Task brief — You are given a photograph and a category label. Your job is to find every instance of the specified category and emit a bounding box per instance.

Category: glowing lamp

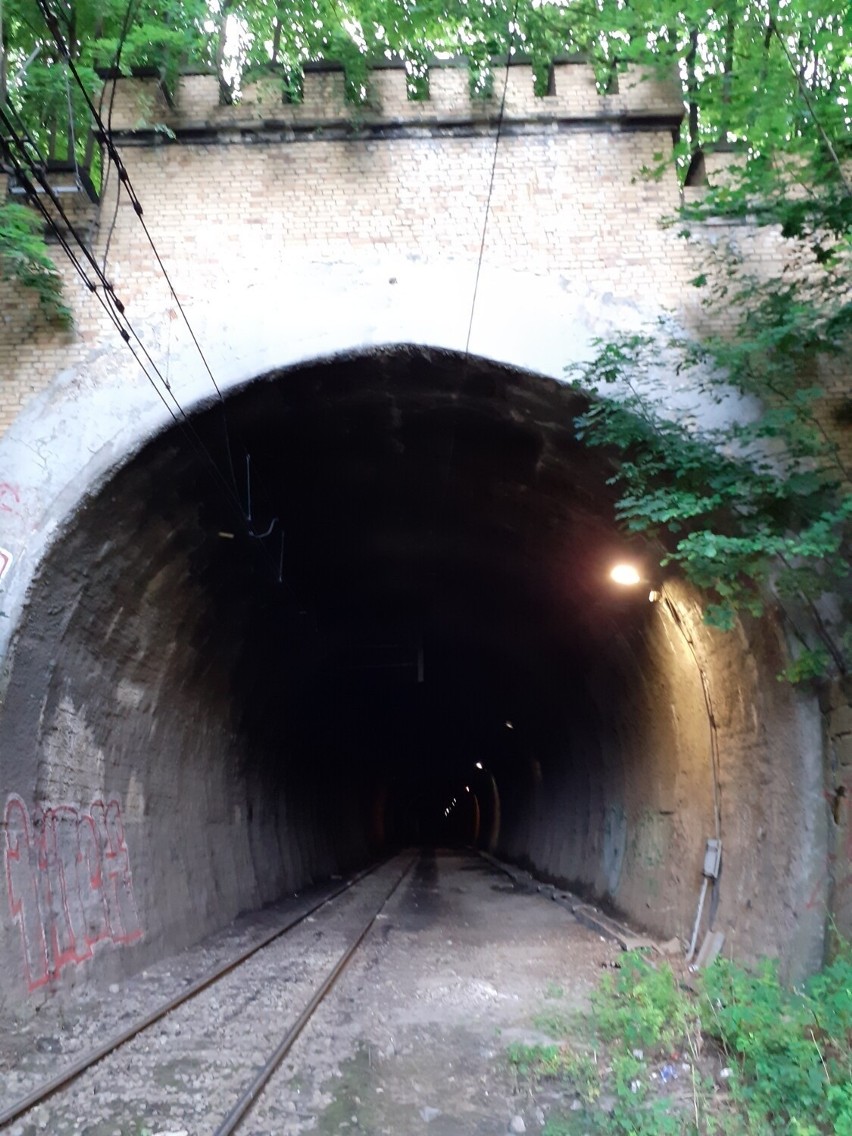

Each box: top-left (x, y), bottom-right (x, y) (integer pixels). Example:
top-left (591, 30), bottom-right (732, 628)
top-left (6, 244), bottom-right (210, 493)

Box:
top-left (610, 564), bottom-right (642, 586)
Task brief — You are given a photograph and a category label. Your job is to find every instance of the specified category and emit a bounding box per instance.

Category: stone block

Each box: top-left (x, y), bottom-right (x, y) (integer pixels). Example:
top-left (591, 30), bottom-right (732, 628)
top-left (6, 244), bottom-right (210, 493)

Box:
top-left (834, 732), bottom-right (852, 769)
top-left (177, 74), bottom-right (220, 121)
top-left (501, 64), bottom-right (537, 117)
top-left (429, 66), bottom-right (471, 115)
top-left (240, 76), bottom-right (286, 115)
top-left (612, 65), bottom-right (683, 116)
top-left (104, 77), bottom-right (172, 132)
top-left (551, 62), bottom-right (599, 115)
top-left (830, 702), bottom-right (852, 739)
top-left (370, 69), bottom-right (414, 118)
top-left (300, 69), bottom-right (348, 118)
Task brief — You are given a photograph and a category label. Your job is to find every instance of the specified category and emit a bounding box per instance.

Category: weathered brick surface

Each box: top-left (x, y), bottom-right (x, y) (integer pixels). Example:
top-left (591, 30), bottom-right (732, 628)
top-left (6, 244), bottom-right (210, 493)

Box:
top-left (0, 61), bottom-right (847, 463)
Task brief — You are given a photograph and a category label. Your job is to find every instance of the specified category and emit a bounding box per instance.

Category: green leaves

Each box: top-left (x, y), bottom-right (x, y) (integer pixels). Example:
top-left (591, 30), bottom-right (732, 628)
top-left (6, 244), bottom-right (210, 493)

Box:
top-left (566, 35), bottom-right (850, 682)
top-left (529, 944), bottom-right (852, 1135)
top-left (568, 307), bottom-right (850, 680)
top-left (0, 201), bottom-right (72, 327)
top-left (2, 0), bottom-right (849, 317)
top-left (700, 946), bottom-right (852, 1134)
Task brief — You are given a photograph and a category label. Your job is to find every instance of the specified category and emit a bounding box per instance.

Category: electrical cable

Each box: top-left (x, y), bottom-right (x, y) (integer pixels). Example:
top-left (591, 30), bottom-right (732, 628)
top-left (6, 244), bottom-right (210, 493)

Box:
top-left (1, 124), bottom-right (205, 448)
top-left (1, 105), bottom-right (116, 291)
top-left (0, 116), bottom-right (101, 291)
top-left (37, 0), bottom-right (227, 410)
top-left (34, 0), bottom-right (243, 503)
top-left (418, 11), bottom-right (521, 661)
top-left (63, 60), bottom-right (78, 182)
top-left (464, 3), bottom-right (520, 356)
top-left (0, 112), bottom-right (283, 577)
top-left (661, 593), bottom-right (723, 844)
top-left (30, 0), bottom-right (295, 576)
top-left (98, 0), bottom-right (141, 275)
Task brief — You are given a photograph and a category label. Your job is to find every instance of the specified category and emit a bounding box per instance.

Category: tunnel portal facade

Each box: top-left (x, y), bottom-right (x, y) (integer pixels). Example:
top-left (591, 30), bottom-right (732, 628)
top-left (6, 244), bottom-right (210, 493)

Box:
top-left (0, 62), bottom-right (845, 1008)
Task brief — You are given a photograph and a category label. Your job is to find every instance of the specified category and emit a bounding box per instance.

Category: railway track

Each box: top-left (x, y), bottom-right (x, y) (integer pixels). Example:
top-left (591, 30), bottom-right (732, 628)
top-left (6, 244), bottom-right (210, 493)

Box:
top-left (0, 852), bottom-right (415, 1133)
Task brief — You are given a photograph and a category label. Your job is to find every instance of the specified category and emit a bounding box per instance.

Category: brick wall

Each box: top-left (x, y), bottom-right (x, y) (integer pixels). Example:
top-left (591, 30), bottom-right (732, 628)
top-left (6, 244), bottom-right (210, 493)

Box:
top-left (0, 60), bottom-right (848, 465)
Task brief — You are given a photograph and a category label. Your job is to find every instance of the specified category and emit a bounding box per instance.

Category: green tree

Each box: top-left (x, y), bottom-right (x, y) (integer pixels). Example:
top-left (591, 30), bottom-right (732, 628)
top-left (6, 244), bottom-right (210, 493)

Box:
top-left (560, 3), bottom-right (850, 680)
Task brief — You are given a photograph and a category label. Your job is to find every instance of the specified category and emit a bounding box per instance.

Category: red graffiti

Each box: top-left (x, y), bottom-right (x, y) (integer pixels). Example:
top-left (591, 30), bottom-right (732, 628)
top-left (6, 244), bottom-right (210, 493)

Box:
top-left (4, 795), bottom-right (142, 992)
top-left (0, 483), bottom-right (21, 517)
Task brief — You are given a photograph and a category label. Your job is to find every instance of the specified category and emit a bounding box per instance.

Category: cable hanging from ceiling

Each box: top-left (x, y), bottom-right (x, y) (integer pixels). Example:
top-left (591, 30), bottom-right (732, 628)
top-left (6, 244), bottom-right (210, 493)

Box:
top-left (8, 0), bottom-right (292, 587)
top-left (0, 109), bottom-right (251, 524)
top-left (0, 91), bottom-right (286, 587)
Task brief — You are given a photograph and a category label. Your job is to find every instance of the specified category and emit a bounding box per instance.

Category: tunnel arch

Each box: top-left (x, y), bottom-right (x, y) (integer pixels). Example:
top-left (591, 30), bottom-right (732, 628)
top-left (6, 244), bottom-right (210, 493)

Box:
top-left (0, 259), bottom-right (752, 675)
top-left (0, 345), bottom-right (828, 1009)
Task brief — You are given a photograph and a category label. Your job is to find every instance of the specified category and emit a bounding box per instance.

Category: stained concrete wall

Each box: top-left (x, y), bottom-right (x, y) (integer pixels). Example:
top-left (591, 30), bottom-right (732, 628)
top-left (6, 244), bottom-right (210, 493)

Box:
top-left (0, 348), bottom-right (835, 1011)
top-left (0, 442), bottom-right (372, 1004)
top-left (495, 581), bottom-right (828, 973)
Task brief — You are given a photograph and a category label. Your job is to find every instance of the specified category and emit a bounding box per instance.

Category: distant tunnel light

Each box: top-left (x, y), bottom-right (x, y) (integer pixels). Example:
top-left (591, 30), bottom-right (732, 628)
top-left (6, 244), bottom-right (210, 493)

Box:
top-left (610, 563), bottom-right (642, 586)
top-left (475, 762), bottom-right (483, 770)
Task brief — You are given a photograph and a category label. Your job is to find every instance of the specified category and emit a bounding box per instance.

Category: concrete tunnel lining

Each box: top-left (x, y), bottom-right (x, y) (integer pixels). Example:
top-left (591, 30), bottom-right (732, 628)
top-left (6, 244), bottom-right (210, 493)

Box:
top-left (0, 346), bottom-right (828, 1007)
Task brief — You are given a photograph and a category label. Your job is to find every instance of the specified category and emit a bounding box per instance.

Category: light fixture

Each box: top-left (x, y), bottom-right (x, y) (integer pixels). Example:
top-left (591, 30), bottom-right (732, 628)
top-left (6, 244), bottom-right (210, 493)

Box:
top-left (611, 563), bottom-right (660, 602)
top-left (465, 785), bottom-right (470, 792)
top-left (505, 720), bottom-right (514, 730)
top-left (475, 761), bottom-right (483, 770)
top-left (610, 563), bottom-right (642, 586)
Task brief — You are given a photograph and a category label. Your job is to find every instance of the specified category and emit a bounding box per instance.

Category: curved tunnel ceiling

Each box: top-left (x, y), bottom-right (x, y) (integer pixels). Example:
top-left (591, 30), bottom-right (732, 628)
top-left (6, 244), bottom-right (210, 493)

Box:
top-left (184, 348), bottom-right (655, 791)
top-left (17, 346), bottom-right (658, 833)
top-left (1, 344), bottom-right (827, 992)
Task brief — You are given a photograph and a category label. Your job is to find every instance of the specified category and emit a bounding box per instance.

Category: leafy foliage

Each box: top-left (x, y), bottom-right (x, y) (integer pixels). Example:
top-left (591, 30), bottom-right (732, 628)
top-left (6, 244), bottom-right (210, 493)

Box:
top-left (701, 945), bottom-right (852, 1135)
top-left (592, 949), bottom-right (693, 1051)
top-left (506, 1041), bottom-right (586, 1085)
top-left (1, 1), bottom-right (848, 166)
top-left (0, 1), bottom-right (848, 510)
top-left (0, 199), bottom-right (71, 324)
top-left (567, 236), bottom-right (851, 680)
top-left (518, 947), bottom-right (852, 1136)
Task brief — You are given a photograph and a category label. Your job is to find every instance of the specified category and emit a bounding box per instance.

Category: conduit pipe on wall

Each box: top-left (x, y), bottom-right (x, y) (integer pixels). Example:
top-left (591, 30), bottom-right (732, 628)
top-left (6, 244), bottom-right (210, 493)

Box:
top-left (657, 591), bottom-right (723, 843)
top-left (655, 587), bottom-right (724, 957)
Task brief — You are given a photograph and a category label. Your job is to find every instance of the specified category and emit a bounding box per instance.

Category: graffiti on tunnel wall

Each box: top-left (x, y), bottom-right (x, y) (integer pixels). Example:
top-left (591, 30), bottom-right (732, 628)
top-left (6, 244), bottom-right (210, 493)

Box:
top-left (4, 794), bottom-right (143, 991)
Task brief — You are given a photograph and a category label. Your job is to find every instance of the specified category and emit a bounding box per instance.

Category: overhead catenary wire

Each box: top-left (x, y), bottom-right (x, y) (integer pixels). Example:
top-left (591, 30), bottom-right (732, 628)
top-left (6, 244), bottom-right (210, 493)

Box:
top-left (98, 0), bottom-right (142, 275)
top-left (0, 108), bottom-right (282, 576)
top-left (18, 0), bottom-right (292, 583)
top-left (1, 7), bottom-right (263, 540)
top-left (33, 0), bottom-right (242, 497)
top-left (55, 0), bottom-right (290, 549)
top-left (0, 125), bottom-right (227, 499)
top-left (464, 5), bottom-right (520, 357)
top-left (422, 8), bottom-right (521, 648)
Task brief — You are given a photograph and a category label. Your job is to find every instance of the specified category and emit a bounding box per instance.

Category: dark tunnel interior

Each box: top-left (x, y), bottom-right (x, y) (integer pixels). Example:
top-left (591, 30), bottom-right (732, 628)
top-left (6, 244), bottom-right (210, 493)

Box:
top-left (186, 348), bottom-right (654, 848)
top-left (9, 343), bottom-right (816, 982)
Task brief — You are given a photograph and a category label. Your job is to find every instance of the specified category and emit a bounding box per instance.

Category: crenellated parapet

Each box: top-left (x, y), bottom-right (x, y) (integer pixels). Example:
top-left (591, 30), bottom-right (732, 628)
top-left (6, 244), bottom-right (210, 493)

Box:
top-left (105, 60), bottom-right (683, 139)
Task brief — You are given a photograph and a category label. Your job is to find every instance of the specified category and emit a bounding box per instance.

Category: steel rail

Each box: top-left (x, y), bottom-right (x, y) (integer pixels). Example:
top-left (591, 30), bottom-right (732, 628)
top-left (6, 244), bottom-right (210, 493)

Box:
top-left (0, 858), bottom-right (390, 1129)
top-left (212, 854), bottom-right (416, 1136)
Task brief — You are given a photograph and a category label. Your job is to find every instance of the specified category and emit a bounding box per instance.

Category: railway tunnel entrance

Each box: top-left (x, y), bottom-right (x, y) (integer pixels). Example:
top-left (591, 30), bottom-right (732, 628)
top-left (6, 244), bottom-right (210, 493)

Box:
top-left (0, 346), bottom-right (828, 1005)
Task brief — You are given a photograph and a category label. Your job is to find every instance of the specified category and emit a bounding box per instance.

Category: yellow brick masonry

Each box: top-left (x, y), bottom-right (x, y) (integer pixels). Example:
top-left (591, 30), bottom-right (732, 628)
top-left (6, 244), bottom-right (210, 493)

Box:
top-left (0, 60), bottom-right (848, 465)
top-left (105, 62), bottom-right (681, 132)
